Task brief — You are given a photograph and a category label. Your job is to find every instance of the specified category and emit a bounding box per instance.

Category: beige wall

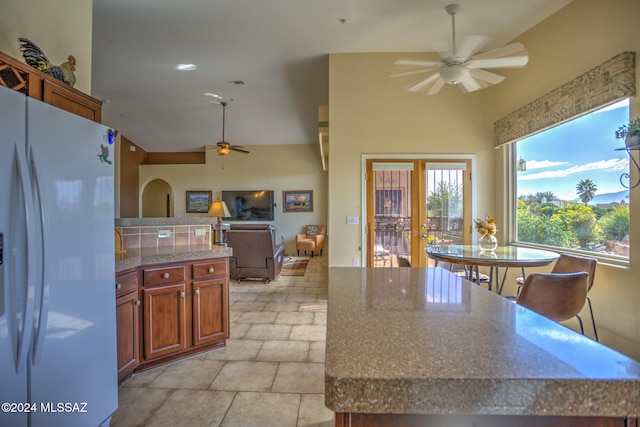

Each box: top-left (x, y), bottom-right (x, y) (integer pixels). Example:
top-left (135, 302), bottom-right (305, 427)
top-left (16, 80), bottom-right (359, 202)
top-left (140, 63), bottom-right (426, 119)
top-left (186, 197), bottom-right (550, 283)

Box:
top-left (328, 52), bottom-right (495, 267)
top-left (139, 144), bottom-right (328, 255)
top-left (0, 0), bottom-right (93, 94)
top-left (489, 0), bottom-right (640, 360)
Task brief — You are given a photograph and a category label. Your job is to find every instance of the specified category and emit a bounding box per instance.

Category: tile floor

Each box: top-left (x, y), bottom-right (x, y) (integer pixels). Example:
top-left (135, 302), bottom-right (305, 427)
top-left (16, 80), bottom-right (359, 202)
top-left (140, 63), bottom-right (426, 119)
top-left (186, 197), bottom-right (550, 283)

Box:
top-left (111, 256), bottom-right (333, 427)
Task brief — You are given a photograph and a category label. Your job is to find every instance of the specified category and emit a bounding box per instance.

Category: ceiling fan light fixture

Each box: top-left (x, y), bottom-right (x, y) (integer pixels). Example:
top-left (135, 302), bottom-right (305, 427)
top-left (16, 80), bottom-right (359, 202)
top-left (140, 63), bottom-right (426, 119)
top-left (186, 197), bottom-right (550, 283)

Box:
top-left (440, 64), bottom-right (469, 85)
top-left (218, 145), bottom-right (230, 155)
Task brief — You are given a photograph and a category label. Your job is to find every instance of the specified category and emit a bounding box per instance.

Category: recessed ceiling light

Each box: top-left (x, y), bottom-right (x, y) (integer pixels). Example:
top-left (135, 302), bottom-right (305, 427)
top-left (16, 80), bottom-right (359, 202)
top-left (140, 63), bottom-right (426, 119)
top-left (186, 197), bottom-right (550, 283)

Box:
top-left (204, 92), bottom-right (223, 99)
top-left (176, 64), bottom-right (197, 71)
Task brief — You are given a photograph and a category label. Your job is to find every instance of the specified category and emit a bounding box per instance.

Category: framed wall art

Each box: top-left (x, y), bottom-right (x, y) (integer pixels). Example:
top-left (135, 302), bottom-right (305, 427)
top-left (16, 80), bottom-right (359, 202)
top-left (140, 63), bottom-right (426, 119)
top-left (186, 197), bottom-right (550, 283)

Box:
top-left (283, 190), bottom-right (313, 213)
top-left (186, 190), bottom-right (212, 213)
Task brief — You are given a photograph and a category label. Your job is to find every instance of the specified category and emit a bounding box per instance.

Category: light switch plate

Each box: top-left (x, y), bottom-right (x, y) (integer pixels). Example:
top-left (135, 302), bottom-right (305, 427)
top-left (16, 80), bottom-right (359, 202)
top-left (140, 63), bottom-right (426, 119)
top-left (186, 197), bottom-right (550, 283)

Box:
top-left (346, 216), bottom-right (359, 225)
top-left (158, 230), bottom-right (171, 238)
top-left (195, 228), bottom-right (206, 237)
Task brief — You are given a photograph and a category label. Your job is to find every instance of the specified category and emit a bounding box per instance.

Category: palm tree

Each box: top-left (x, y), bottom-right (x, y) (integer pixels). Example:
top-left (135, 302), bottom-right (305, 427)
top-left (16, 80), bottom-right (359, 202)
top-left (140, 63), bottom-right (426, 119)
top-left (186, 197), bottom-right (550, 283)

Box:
top-left (576, 179), bottom-right (598, 204)
top-left (535, 191), bottom-right (557, 203)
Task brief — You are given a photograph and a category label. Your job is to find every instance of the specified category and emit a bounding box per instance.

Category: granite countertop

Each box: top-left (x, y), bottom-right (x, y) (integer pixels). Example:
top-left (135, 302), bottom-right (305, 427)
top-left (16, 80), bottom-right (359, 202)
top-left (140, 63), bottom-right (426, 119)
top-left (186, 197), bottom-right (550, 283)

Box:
top-left (325, 267), bottom-right (640, 417)
top-left (116, 244), bottom-right (232, 272)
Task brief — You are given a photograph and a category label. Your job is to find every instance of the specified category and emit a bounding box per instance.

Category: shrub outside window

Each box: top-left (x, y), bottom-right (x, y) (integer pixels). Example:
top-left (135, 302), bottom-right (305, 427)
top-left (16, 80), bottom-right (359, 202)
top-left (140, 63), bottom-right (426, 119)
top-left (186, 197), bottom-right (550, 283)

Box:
top-left (515, 99), bottom-right (630, 258)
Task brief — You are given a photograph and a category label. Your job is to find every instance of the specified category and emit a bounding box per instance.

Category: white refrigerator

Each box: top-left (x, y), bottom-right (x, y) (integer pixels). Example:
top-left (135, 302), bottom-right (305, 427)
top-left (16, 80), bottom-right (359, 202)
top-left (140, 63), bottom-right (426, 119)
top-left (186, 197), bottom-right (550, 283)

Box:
top-left (0, 85), bottom-right (118, 426)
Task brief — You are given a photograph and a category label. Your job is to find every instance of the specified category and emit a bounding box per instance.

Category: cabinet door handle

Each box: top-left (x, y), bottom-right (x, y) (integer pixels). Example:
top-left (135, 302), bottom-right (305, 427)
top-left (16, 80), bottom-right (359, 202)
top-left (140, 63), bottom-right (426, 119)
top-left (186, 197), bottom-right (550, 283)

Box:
top-left (194, 288), bottom-right (200, 296)
top-left (135, 300), bottom-right (141, 306)
top-left (162, 273), bottom-right (170, 279)
top-left (208, 267), bottom-right (215, 273)
top-left (179, 291), bottom-right (186, 298)
top-left (116, 283), bottom-right (122, 290)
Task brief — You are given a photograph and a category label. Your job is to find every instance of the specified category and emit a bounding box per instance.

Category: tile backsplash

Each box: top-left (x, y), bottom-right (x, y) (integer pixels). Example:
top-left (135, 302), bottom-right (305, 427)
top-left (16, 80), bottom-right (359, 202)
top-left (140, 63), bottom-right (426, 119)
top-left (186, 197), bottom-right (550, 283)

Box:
top-left (117, 225), bottom-right (211, 249)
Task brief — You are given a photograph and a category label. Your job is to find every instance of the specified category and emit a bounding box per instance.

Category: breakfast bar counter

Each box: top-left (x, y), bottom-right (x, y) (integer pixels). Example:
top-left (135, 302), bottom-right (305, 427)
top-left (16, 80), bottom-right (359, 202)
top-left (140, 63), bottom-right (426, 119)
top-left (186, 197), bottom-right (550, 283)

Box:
top-left (325, 267), bottom-right (640, 426)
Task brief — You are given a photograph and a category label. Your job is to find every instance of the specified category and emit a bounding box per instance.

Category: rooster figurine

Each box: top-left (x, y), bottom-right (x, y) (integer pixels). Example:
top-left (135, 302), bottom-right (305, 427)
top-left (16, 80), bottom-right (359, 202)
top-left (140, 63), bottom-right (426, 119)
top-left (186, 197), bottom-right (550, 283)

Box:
top-left (18, 37), bottom-right (76, 87)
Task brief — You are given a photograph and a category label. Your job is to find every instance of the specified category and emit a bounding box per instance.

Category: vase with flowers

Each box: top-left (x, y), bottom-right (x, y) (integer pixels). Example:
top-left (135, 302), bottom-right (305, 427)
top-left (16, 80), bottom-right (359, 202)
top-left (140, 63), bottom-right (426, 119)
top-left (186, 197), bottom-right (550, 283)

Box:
top-left (475, 215), bottom-right (498, 252)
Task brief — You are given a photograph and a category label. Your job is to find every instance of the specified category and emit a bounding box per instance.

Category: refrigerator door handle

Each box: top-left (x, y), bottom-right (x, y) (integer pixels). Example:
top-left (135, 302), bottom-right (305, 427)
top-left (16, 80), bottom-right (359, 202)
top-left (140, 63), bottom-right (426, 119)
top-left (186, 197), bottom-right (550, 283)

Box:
top-left (29, 147), bottom-right (48, 365)
top-left (13, 144), bottom-right (37, 373)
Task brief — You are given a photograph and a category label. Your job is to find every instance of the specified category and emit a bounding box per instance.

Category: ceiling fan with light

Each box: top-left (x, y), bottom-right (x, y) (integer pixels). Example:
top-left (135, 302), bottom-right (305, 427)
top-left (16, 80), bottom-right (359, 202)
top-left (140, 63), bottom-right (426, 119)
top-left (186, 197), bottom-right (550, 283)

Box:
top-left (391, 3), bottom-right (529, 95)
top-left (216, 102), bottom-right (249, 156)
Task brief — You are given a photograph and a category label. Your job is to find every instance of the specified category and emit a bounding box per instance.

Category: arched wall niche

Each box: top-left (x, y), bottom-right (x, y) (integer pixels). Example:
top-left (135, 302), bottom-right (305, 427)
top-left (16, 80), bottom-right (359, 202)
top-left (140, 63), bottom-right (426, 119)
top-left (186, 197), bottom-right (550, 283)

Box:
top-left (141, 178), bottom-right (174, 218)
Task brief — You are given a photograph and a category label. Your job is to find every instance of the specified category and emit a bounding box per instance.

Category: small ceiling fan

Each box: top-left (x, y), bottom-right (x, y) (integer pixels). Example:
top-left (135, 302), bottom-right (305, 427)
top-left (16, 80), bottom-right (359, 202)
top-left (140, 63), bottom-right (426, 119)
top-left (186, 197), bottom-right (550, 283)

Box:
top-left (216, 102), bottom-right (249, 156)
top-left (391, 3), bottom-right (529, 95)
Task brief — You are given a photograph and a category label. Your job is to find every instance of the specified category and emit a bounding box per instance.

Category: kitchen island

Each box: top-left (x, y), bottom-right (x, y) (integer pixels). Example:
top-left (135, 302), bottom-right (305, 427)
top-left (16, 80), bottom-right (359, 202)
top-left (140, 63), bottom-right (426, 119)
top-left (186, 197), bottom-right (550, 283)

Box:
top-left (325, 267), bottom-right (640, 427)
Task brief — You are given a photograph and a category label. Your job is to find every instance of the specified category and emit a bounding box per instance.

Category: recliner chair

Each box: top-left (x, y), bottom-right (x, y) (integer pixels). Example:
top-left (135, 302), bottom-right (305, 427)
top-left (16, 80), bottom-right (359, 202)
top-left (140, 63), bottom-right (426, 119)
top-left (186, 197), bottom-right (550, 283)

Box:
top-left (226, 224), bottom-right (285, 282)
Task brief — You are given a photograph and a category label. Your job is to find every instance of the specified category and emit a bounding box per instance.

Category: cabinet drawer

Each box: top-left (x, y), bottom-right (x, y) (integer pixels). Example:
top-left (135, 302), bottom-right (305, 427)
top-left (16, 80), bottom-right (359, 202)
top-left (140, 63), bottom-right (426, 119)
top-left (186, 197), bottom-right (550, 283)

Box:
top-left (116, 270), bottom-right (138, 297)
top-left (192, 259), bottom-right (228, 280)
top-left (143, 265), bottom-right (186, 286)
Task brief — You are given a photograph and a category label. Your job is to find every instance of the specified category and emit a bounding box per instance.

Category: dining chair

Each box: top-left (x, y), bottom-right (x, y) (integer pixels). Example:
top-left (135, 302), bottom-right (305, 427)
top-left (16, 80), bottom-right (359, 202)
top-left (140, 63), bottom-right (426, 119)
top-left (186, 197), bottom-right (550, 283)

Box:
top-left (516, 272), bottom-right (589, 335)
top-left (396, 255), bottom-right (412, 267)
top-left (433, 260), bottom-right (490, 285)
top-left (515, 253), bottom-right (599, 341)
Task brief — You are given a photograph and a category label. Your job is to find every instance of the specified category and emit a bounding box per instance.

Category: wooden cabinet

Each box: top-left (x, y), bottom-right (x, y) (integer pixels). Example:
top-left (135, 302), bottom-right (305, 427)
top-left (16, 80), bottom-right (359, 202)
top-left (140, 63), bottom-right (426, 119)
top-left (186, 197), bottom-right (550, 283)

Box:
top-left (43, 79), bottom-right (102, 122)
top-left (192, 259), bottom-right (229, 346)
top-left (115, 269), bottom-right (141, 384)
top-left (131, 258), bottom-right (229, 369)
top-left (0, 51), bottom-right (102, 122)
top-left (142, 264), bottom-right (188, 361)
top-left (143, 283), bottom-right (188, 360)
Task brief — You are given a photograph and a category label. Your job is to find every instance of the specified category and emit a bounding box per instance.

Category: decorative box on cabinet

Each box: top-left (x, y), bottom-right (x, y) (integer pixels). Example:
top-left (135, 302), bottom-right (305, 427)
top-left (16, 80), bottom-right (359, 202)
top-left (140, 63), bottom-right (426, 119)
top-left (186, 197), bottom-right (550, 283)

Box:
top-left (115, 268), bottom-right (141, 384)
top-left (0, 51), bottom-right (102, 122)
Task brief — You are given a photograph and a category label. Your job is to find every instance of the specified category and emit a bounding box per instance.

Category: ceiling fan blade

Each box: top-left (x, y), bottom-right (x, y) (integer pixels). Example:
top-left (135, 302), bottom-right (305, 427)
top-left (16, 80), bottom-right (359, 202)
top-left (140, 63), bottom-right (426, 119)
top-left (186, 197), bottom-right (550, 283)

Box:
top-left (469, 68), bottom-right (505, 85)
top-left (467, 55), bottom-right (529, 69)
top-left (431, 40), bottom-right (452, 60)
top-left (471, 42), bottom-right (525, 60)
top-left (427, 78), bottom-right (446, 95)
top-left (457, 74), bottom-right (483, 93)
top-left (394, 58), bottom-right (444, 68)
top-left (405, 72), bottom-right (441, 93)
top-left (454, 35), bottom-right (490, 62)
top-left (230, 146), bottom-right (250, 154)
top-left (391, 68), bottom-right (435, 78)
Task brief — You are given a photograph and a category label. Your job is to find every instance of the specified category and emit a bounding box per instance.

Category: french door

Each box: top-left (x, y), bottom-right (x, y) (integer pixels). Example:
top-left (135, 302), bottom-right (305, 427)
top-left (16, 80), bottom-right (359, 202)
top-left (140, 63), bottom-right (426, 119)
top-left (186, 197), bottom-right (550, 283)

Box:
top-left (366, 158), bottom-right (472, 267)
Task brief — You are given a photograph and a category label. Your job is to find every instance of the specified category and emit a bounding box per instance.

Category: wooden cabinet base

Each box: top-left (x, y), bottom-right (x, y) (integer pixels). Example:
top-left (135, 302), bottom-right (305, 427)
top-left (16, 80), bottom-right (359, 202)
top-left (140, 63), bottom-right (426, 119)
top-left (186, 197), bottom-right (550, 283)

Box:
top-left (116, 258), bottom-right (230, 384)
top-left (335, 413), bottom-right (638, 427)
top-left (133, 339), bottom-right (227, 373)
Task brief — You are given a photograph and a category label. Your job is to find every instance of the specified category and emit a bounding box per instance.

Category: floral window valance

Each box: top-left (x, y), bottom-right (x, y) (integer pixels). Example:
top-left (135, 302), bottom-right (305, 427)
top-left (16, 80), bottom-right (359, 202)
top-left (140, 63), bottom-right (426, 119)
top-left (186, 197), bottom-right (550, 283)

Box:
top-left (494, 51), bottom-right (636, 148)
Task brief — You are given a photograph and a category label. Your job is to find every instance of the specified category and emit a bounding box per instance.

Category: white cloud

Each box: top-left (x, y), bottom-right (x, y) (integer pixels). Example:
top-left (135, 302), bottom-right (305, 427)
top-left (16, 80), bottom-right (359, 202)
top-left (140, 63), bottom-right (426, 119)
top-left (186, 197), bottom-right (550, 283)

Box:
top-left (519, 158), bottom-right (628, 180)
top-left (524, 159), bottom-right (568, 170)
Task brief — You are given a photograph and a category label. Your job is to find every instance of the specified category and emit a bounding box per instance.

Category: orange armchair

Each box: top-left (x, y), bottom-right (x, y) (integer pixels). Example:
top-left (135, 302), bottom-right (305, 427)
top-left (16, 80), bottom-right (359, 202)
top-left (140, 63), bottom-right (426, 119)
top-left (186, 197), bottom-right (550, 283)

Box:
top-left (296, 225), bottom-right (326, 257)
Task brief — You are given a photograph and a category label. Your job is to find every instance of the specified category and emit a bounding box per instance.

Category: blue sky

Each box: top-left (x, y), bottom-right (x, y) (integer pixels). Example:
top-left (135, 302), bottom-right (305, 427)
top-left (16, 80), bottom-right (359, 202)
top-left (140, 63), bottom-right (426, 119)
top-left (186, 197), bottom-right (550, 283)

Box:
top-left (516, 99), bottom-right (630, 201)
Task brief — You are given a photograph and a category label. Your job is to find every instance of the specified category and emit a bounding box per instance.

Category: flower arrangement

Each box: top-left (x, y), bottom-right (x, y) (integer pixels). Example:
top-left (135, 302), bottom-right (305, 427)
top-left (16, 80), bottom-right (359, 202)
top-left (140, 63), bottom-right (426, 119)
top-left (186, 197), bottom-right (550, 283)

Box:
top-left (474, 215), bottom-right (497, 236)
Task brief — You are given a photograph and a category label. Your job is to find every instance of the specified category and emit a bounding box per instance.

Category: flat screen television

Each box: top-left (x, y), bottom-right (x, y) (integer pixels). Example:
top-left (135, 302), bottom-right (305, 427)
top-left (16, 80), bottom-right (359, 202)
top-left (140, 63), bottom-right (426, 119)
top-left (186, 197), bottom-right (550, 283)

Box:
top-left (221, 190), bottom-right (274, 221)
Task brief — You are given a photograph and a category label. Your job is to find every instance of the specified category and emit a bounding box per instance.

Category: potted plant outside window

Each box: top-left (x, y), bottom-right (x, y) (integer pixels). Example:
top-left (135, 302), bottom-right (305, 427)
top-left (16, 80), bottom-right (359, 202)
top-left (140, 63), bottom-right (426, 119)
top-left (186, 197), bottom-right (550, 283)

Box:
top-left (615, 116), bottom-right (640, 148)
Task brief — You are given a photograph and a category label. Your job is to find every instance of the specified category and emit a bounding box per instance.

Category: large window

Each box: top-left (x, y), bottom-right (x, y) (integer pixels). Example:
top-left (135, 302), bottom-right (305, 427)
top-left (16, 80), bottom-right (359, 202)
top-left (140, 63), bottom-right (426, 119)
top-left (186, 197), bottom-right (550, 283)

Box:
top-left (515, 99), bottom-right (630, 258)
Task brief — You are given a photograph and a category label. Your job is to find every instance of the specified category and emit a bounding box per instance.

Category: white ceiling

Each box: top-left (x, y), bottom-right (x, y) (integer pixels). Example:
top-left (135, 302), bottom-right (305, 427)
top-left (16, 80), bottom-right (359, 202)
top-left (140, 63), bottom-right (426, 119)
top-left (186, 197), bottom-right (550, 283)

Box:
top-left (91, 0), bottom-right (571, 153)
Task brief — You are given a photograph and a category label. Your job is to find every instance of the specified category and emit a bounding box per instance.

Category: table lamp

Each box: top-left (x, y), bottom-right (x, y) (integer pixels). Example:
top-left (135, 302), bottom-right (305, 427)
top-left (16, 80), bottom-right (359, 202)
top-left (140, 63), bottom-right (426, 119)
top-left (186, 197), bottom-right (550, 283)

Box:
top-left (208, 198), bottom-right (230, 244)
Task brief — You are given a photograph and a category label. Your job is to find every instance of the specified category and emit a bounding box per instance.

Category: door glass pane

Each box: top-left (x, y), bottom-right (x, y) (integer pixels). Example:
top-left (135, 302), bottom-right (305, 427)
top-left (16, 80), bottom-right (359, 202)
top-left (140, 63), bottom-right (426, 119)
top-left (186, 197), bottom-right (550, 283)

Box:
top-left (425, 165), bottom-right (465, 266)
top-left (372, 168), bottom-right (412, 267)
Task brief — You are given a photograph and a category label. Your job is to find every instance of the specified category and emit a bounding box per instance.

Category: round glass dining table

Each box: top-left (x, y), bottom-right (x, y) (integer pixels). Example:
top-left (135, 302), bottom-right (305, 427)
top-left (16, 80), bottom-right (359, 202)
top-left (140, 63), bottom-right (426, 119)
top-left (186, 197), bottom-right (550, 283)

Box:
top-left (426, 245), bottom-right (560, 294)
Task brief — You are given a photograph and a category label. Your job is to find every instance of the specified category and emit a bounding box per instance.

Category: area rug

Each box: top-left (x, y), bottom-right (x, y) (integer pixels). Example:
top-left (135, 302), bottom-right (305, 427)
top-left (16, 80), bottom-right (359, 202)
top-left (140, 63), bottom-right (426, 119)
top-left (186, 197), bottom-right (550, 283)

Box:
top-left (281, 256), bottom-right (309, 276)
